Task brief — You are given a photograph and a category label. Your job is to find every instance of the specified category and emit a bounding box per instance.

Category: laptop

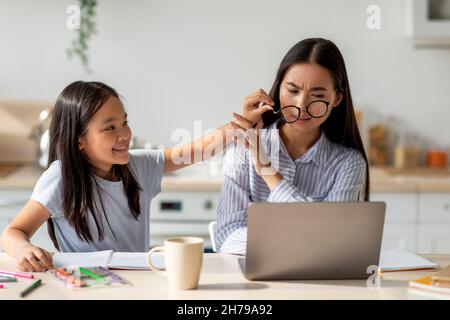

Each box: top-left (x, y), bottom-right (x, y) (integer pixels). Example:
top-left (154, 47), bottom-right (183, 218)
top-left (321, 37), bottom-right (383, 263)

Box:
top-left (238, 202), bottom-right (386, 280)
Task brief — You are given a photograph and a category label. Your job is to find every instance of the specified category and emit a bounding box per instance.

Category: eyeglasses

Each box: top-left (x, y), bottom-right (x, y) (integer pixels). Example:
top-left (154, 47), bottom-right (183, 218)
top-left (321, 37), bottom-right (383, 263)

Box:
top-left (273, 100), bottom-right (330, 123)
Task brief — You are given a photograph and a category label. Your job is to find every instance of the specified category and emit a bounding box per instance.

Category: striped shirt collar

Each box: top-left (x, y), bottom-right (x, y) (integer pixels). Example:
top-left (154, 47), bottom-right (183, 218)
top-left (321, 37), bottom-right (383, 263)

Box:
top-left (264, 120), bottom-right (330, 168)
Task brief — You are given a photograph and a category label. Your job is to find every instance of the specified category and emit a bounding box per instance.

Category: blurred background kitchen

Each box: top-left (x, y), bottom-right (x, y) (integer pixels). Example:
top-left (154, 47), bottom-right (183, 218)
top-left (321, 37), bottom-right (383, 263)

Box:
top-left (1, 0), bottom-right (450, 253)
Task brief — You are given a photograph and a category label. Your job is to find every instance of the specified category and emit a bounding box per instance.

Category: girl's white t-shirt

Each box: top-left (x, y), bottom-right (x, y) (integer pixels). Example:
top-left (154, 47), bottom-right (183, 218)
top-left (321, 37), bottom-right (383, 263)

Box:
top-left (30, 149), bottom-right (165, 252)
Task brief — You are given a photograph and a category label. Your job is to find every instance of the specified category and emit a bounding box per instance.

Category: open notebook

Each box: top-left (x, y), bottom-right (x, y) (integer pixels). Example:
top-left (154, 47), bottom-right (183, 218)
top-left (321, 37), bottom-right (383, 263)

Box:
top-left (52, 251), bottom-right (164, 270)
top-left (379, 249), bottom-right (439, 272)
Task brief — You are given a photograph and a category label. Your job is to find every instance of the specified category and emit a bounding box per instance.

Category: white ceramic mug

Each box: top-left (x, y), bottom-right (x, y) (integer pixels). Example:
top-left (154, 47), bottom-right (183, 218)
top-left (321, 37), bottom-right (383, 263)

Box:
top-left (147, 237), bottom-right (204, 290)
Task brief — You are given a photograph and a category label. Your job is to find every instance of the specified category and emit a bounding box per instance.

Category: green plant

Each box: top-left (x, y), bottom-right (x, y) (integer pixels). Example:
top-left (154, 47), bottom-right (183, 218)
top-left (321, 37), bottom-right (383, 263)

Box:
top-left (66, 0), bottom-right (98, 73)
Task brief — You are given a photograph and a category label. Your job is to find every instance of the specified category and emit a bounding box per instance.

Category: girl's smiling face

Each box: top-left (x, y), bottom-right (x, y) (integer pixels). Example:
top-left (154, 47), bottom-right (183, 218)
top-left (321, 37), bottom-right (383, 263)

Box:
top-left (279, 63), bottom-right (342, 134)
top-left (78, 96), bottom-right (132, 178)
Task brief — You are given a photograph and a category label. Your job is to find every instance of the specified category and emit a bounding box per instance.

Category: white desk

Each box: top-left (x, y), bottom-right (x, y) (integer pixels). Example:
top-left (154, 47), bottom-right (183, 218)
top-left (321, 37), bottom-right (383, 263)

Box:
top-left (0, 253), bottom-right (449, 300)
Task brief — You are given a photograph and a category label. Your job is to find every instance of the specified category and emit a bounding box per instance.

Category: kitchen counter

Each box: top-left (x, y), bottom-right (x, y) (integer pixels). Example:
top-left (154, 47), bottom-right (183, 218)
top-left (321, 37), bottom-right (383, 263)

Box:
top-left (0, 163), bottom-right (223, 192)
top-left (370, 167), bottom-right (450, 193)
top-left (1, 164), bottom-right (450, 193)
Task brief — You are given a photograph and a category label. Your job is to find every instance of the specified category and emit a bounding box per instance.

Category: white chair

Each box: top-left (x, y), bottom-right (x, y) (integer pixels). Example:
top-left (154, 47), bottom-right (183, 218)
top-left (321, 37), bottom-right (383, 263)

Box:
top-left (208, 221), bottom-right (218, 253)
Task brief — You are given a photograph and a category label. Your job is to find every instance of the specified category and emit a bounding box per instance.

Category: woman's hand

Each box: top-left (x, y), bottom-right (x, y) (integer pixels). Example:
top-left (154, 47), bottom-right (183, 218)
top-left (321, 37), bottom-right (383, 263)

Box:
top-left (231, 112), bottom-right (277, 177)
top-left (231, 111), bottom-right (284, 189)
top-left (15, 242), bottom-right (53, 272)
top-left (242, 89), bottom-right (274, 127)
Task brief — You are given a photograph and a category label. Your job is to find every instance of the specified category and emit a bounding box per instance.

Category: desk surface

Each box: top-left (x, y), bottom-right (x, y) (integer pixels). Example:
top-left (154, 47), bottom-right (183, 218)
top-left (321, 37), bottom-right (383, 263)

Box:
top-left (1, 253), bottom-right (449, 300)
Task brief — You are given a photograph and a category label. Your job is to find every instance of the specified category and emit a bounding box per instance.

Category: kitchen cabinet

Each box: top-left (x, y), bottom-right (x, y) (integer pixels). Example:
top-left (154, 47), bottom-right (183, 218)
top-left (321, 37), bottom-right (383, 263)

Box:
top-left (418, 192), bottom-right (450, 253)
top-left (371, 192), bottom-right (418, 252)
top-left (372, 191), bottom-right (450, 254)
top-left (0, 189), bottom-right (57, 252)
top-left (0, 190), bottom-right (31, 247)
top-left (418, 192), bottom-right (450, 223)
top-left (419, 225), bottom-right (450, 254)
top-left (371, 192), bottom-right (418, 223)
top-left (380, 224), bottom-right (416, 251)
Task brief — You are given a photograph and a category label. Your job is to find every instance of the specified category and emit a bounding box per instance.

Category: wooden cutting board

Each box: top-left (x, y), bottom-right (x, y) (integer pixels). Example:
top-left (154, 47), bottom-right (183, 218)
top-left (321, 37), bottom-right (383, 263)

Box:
top-left (0, 164), bottom-right (21, 178)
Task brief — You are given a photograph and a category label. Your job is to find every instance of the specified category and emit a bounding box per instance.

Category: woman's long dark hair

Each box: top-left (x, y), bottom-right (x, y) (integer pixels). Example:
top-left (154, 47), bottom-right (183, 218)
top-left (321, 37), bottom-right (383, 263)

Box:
top-left (262, 38), bottom-right (370, 200)
top-left (47, 81), bottom-right (142, 250)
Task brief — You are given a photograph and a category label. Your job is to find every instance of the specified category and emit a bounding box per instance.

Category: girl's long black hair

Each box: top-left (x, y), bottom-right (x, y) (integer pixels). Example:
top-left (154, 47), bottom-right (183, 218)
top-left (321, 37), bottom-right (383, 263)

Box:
top-left (262, 38), bottom-right (369, 200)
top-left (47, 81), bottom-right (142, 250)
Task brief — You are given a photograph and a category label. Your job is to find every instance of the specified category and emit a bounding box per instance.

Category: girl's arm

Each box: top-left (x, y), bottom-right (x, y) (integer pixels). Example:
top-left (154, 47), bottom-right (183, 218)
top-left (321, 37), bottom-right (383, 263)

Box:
top-left (163, 122), bottom-right (234, 173)
top-left (0, 200), bottom-right (54, 272)
top-left (163, 89), bottom-right (274, 174)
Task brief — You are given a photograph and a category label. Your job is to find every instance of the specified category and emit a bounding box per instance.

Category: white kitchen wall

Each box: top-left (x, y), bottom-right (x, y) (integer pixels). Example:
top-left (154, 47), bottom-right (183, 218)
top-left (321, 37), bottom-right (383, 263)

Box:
top-left (1, 0), bottom-right (450, 149)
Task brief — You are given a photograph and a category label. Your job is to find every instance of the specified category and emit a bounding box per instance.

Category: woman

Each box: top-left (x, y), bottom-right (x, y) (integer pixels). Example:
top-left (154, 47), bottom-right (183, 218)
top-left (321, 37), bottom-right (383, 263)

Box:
top-left (217, 38), bottom-right (369, 255)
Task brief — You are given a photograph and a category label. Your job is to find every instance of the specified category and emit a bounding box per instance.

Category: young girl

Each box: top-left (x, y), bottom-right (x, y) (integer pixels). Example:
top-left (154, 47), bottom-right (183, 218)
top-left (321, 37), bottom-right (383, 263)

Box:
top-left (0, 81), bottom-right (271, 272)
top-left (217, 38), bottom-right (370, 255)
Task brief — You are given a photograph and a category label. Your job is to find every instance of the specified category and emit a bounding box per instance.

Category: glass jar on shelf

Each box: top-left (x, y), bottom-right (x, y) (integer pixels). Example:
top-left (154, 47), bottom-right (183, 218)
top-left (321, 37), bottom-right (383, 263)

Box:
top-left (368, 122), bottom-right (389, 167)
top-left (394, 133), bottom-right (420, 169)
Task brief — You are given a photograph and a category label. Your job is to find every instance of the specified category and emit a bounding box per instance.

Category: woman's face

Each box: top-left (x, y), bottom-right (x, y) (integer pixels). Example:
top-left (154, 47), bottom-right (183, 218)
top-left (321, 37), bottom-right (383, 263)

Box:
top-left (279, 63), bottom-right (342, 134)
top-left (78, 96), bottom-right (132, 176)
